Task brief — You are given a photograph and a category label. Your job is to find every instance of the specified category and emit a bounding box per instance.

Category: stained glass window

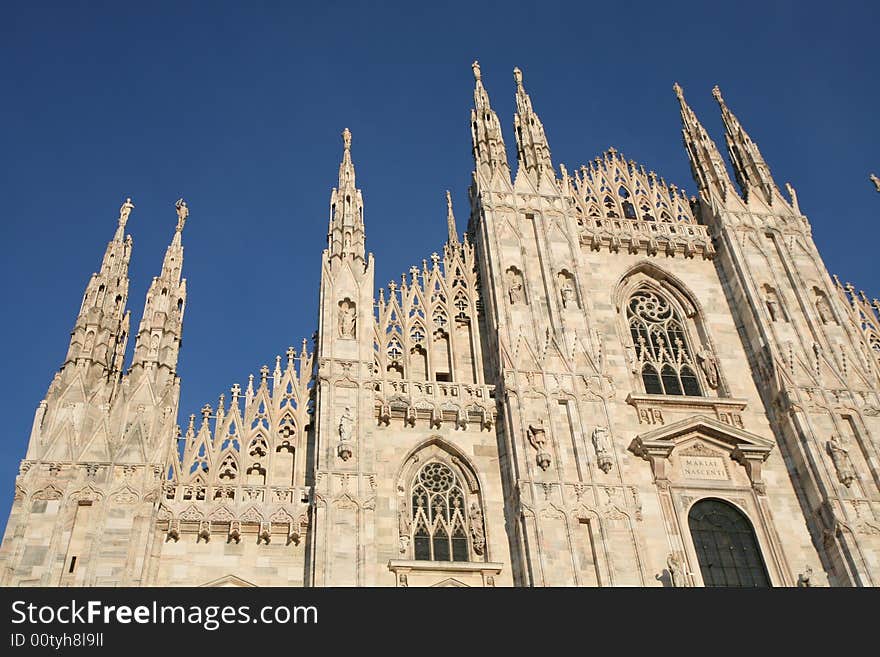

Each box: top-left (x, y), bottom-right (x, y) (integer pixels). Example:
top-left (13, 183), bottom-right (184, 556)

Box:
top-left (628, 288), bottom-right (702, 396)
top-left (411, 462), bottom-right (470, 562)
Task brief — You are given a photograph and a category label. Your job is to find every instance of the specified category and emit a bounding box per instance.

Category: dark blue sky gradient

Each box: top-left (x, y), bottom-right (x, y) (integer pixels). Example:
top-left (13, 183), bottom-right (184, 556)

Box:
top-left (1, 2), bottom-right (877, 531)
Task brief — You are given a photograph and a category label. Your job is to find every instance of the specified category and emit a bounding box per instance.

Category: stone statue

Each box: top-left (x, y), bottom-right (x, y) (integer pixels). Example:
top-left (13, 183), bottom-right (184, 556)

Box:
top-left (696, 346), bottom-right (719, 389)
top-left (119, 197), bottom-right (134, 225)
top-left (527, 421), bottom-right (551, 470)
top-left (827, 434), bottom-right (856, 488)
top-left (764, 286), bottom-right (784, 322)
top-left (506, 269), bottom-right (524, 305)
top-left (398, 500), bottom-right (411, 554)
top-left (797, 566), bottom-right (813, 587)
top-left (559, 276), bottom-right (575, 309)
top-left (339, 300), bottom-right (356, 338)
top-left (815, 294), bottom-right (833, 324)
top-left (472, 60), bottom-right (481, 81)
top-left (667, 553), bottom-right (686, 587)
top-left (591, 426), bottom-right (613, 473)
top-left (871, 173), bottom-right (880, 193)
top-left (338, 407), bottom-right (354, 443)
top-left (527, 421), bottom-right (546, 451)
top-left (469, 501), bottom-right (485, 555)
top-left (175, 198), bottom-right (188, 232)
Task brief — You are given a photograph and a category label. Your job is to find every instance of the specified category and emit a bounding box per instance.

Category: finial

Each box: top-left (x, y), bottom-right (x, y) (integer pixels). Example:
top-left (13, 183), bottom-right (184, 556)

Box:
top-left (672, 82), bottom-right (684, 101)
top-left (119, 197), bottom-right (134, 227)
top-left (870, 173), bottom-right (880, 192)
top-left (513, 66), bottom-right (523, 86)
top-left (175, 198), bottom-right (188, 232)
top-left (445, 190), bottom-right (458, 244)
top-left (342, 128), bottom-right (352, 151)
top-left (712, 85), bottom-right (723, 104)
top-left (472, 60), bottom-right (481, 81)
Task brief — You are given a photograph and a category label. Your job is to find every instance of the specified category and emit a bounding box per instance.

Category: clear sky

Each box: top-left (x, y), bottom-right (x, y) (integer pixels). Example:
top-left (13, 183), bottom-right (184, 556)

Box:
top-left (0, 2), bottom-right (876, 533)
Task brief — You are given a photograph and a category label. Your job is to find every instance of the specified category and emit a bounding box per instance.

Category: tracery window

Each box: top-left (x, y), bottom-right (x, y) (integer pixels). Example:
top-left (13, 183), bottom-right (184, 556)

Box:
top-left (411, 462), bottom-right (470, 562)
top-left (688, 499), bottom-right (770, 587)
top-left (627, 288), bottom-right (701, 396)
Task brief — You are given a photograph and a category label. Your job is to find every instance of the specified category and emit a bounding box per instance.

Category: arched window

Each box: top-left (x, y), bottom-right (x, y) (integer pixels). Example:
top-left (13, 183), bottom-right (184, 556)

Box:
top-left (688, 499), bottom-right (770, 587)
top-left (627, 288), bottom-right (701, 396)
top-left (411, 462), bottom-right (471, 562)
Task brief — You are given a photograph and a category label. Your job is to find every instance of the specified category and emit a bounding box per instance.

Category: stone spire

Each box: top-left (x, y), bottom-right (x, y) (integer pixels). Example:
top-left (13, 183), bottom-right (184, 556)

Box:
top-left (130, 199), bottom-right (187, 380)
top-left (328, 128), bottom-right (366, 265)
top-left (674, 82), bottom-right (733, 201)
top-left (446, 190), bottom-right (458, 245)
top-left (61, 198), bottom-right (134, 382)
top-left (713, 85), bottom-right (778, 204)
top-left (512, 66), bottom-right (554, 180)
top-left (470, 61), bottom-right (510, 179)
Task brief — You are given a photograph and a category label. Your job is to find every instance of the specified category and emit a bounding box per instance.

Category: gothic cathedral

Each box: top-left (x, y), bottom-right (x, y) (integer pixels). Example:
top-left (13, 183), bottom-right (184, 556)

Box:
top-left (3, 63), bottom-right (879, 587)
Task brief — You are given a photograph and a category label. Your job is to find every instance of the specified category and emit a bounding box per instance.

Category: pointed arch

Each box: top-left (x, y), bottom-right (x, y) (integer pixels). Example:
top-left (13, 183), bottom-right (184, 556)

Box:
top-left (615, 262), bottom-right (720, 397)
top-left (395, 437), bottom-right (487, 564)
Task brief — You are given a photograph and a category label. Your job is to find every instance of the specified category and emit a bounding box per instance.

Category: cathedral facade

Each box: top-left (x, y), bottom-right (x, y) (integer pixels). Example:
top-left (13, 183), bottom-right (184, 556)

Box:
top-left (2, 63), bottom-right (879, 587)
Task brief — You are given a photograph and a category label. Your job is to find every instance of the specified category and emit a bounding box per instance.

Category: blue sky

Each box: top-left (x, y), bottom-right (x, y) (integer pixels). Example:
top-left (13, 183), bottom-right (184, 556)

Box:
top-left (0, 1), bottom-right (876, 532)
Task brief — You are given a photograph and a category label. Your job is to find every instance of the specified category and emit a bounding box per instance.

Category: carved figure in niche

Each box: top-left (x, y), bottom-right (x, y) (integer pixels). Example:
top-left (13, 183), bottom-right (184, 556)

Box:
top-left (591, 426), bottom-right (613, 473)
top-left (815, 292), bottom-right (834, 325)
top-left (696, 346), bottom-right (719, 389)
top-left (558, 271), bottom-right (576, 309)
top-left (667, 553), bottom-right (686, 587)
top-left (527, 421), bottom-right (551, 470)
top-left (763, 285), bottom-right (786, 322)
top-left (338, 300), bottom-right (356, 338)
top-left (506, 267), bottom-right (524, 305)
top-left (826, 434), bottom-right (856, 488)
top-left (398, 499), bottom-right (411, 554)
top-left (469, 501), bottom-right (485, 555)
top-left (338, 407), bottom-right (354, 443)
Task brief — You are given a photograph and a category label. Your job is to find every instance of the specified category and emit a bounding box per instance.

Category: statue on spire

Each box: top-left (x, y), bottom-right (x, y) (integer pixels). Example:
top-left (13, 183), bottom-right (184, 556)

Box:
top-left (871, 173), bottom-right (880, 192)
top-left (673, 82), bottom-right (684, 101)
top-left (446, 190), bottom-right (458, 245)
top-left (342, 127), bottom-right (352, 151)
top-left (119, 197), bottom-right (134, 226)
top-left (513, 66), bottom-right (523, 86)
top-left (175, 198), bottom-right (188, 232)
top-left (472, 60), bottom-right (481, 81)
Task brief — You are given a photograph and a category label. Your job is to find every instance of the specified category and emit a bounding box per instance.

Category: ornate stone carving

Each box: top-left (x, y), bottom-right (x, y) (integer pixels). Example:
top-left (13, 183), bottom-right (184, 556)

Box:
top-left (338, 299), bottom-right (356, 338)
top-left (826, 434), bottom-right (856, 488)
top-left (797, 566), bottom-right (813, 587)
top-left (696, 346), bottom-right (719, 389)
top-left (591, 426), bottom-right (613, 473)
top-left (337, 406), bottom-right (354, 460)
top-left (527, 421), bottom-right (551, 470)
top-left (505, 267), bottom-right (525, 305)
top-left (469, 501), bottom-right (485, 556)
top-left (667, 553), bottom-right (687, 587)
top-left (398, 499), bottom-right (411, 554)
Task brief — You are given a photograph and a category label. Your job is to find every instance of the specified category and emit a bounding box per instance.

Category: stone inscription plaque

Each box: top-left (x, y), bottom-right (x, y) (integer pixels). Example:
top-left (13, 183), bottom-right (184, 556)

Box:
top-left (681, 455), bottom-right (728, 481)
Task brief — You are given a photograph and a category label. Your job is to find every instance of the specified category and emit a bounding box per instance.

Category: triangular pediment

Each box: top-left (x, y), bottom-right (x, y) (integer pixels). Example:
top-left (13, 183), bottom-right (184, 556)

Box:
top-left (635, 414), bottom-right (774, 454)
top-left (200, 574), bottom-right (257, 588)
top-left (431, 577), bottom-right (469, 587)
